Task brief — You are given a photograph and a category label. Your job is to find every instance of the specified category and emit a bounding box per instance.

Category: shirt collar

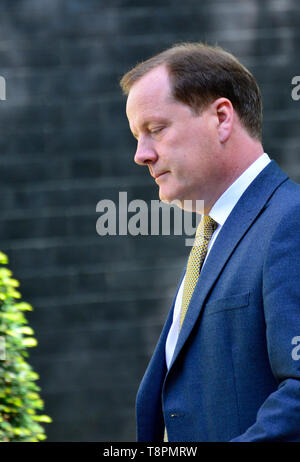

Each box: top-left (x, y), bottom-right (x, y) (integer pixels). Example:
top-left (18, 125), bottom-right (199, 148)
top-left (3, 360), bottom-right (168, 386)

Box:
top-left (209, 153), bottom-right (271, 227)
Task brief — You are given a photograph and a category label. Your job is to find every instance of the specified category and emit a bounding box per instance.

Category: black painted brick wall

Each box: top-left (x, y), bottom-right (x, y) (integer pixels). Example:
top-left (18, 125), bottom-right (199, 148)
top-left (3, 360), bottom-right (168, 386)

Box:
top-left (0, 0), bottom-right (299, 441)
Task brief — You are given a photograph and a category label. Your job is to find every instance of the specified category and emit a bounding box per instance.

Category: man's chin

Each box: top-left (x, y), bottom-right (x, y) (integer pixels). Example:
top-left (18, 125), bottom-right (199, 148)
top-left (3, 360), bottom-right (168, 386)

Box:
top-left (159, 194), bottom-right (173, 205)
top-left (158, 189), bottom-right (177, 204)
top-left (158, 191), bottom-right (184, 210)
top-left (159, 190), bottom-right (204, 213)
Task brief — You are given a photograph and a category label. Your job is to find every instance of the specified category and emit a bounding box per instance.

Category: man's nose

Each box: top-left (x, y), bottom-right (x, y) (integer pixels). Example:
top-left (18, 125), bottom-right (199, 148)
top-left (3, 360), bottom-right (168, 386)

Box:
top-left (134, 139), bottom-right (158, 166)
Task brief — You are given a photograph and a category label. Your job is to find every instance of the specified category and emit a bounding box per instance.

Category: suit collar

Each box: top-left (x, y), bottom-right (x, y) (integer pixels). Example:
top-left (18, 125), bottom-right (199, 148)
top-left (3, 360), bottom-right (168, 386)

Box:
top-left (167, 160), bottom-right (288, 372)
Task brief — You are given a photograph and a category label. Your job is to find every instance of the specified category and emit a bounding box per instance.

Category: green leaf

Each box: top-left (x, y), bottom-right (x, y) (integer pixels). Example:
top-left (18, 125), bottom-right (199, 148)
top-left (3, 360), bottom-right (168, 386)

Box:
top-left (8, 279), bottom-right (20, 288)
top-left (14, 303), bottom-right (33, 312)
top-left (26, 392), bottom-right (40, 400)
top-left (32, 415), bottom-right (52, 423)
top-left (2, 312), bottom-right (25, 322)
top-left (17, 326), bottom-right (34, 336)
top-left (8, 289), bottom-right (22, 299)
top-left (0, 252), bottom-right (8, 264)
top-left (22, 338), bottom-right (38, 347)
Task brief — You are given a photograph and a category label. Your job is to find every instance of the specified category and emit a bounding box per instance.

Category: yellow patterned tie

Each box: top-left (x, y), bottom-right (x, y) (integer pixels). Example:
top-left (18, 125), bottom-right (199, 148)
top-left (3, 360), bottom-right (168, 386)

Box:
top-left (180, 215), bottom-right (218, 329)
top-left (164, 215), bottom-right (217, 442)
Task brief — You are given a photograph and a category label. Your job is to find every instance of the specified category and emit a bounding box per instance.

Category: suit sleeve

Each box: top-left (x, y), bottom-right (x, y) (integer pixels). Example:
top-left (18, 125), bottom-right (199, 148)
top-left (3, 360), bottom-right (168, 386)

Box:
top-left (231, 204), bottom-right (300, 442)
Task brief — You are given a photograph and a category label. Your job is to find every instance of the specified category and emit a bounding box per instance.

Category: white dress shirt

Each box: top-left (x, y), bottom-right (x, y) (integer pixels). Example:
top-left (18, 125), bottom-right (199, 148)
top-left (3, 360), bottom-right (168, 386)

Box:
top-left (165, 153), bottom-right (271, 369)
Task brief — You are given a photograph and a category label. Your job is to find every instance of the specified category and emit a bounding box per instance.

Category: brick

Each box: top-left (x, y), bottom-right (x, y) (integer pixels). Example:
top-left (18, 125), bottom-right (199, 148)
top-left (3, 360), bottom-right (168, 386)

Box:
top-left (4, 178), bottom-right (151, 212)
top-left (23, 295), bottom-right (171, 332)
top-left (0, 214), bottom-right (69, 240)
top-left (17, 260), bottom-right (183, 300)
top-left (2, 235), bottom-right (186, 275)
top-left (0, 102), bottom-right (62, 131)
top-left (0, 158), bottom-right (69, 185)
top-left (40, 389), bottom-right (137, 441)
top-left (29, 350), bottom-right (151, 394)
top-left (0, 40), bottom-right (61, 68)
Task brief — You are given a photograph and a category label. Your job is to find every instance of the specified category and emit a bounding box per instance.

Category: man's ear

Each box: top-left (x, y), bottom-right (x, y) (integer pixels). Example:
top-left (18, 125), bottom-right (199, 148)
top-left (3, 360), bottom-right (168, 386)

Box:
top-left (212, 98), bottom-right (234, 143)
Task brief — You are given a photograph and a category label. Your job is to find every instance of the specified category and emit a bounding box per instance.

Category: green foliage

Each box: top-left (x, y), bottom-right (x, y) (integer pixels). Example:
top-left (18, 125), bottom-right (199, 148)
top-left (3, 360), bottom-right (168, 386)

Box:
top-left (0, 252), bottom-right (52, 442)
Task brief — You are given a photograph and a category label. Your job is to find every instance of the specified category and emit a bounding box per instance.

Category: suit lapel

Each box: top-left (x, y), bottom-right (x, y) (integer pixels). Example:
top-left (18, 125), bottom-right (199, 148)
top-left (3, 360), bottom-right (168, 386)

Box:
top-left (168, 160), bottom-right (288, 371)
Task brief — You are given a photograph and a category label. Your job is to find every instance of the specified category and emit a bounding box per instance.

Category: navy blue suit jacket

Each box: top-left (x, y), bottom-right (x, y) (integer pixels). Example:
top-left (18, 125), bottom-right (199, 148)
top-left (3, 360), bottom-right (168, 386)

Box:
top-left (136, 161), bottom-right (300, 442)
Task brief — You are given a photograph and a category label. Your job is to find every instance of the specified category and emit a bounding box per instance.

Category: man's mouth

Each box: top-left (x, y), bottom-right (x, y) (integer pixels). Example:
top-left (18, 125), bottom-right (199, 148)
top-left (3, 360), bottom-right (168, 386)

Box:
top-left (154, 171), bottom-right (168, 181)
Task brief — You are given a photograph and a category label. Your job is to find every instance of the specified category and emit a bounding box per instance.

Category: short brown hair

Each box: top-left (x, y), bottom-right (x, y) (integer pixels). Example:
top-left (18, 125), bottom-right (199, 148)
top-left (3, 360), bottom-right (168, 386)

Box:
top-left (120, 42), bottom-right (262, 140)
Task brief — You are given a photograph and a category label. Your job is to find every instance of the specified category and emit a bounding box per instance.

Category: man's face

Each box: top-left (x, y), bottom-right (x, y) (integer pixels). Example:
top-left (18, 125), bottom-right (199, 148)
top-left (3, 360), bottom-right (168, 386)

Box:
top-left (126, 65), bottom-right (224, 211)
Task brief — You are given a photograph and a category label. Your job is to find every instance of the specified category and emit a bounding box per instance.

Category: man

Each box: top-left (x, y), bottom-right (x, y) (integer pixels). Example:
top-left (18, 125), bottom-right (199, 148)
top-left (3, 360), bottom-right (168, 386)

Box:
top-left (120, 43), bottom-right (300, 442)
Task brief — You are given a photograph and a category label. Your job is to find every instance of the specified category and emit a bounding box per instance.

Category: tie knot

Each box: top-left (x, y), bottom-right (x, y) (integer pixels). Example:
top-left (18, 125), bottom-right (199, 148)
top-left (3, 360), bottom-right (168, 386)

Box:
top-left (195, 215), bottom-right (218, 240)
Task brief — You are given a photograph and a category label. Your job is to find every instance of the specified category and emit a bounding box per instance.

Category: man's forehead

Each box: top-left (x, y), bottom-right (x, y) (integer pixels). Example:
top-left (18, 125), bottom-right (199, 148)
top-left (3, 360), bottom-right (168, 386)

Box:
top-left (126, 65), bottom-right (172, 118)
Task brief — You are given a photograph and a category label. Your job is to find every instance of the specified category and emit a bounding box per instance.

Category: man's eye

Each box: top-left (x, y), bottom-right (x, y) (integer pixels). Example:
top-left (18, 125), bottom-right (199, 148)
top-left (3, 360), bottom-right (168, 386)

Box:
top-left (150, 127), bottom-right (163, 135)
